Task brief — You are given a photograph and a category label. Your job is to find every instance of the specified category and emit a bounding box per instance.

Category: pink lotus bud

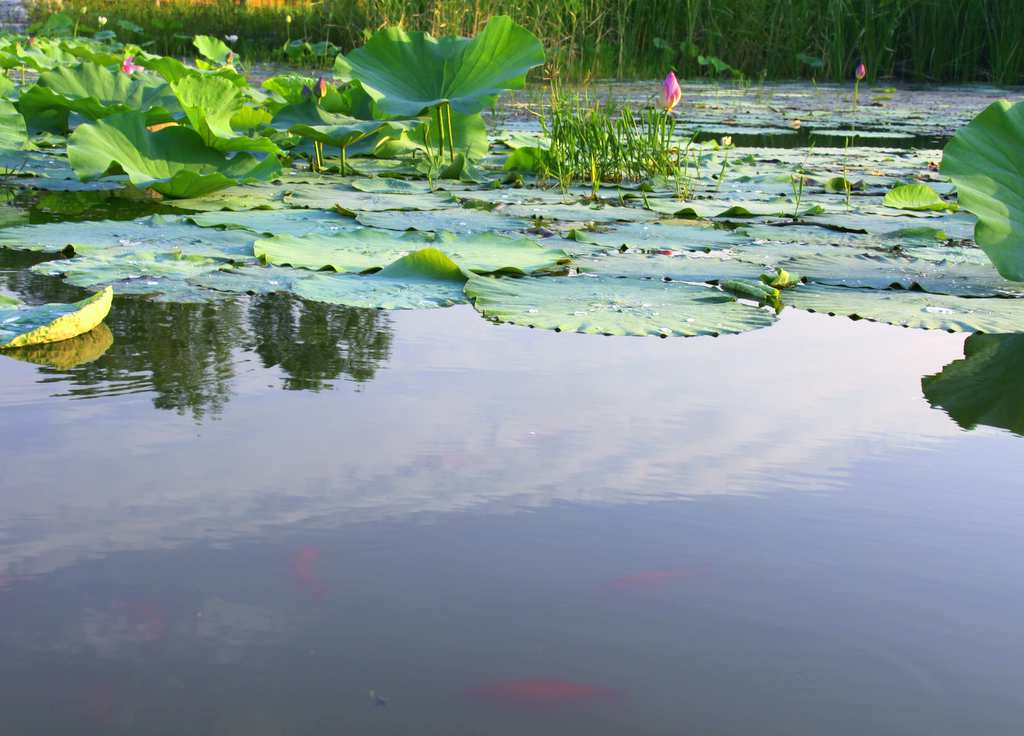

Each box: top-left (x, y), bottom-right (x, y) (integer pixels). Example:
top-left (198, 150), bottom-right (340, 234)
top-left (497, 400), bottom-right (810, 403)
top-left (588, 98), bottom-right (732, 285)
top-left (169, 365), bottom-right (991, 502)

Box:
top-left (314, 77), bottom-right (328, 100)
top-left (855, 63), bottom-right (866, 81)
top-left (120, 55), bottom-right (144, 74)
top-left (661, 71), bottom-right (682, 112)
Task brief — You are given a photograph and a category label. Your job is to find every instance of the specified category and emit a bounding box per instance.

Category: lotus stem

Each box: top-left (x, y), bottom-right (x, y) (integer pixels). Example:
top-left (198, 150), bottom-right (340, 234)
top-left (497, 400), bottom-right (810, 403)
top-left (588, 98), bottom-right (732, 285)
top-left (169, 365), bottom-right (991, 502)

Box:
top-left (445, 102), bottom-right (455, 161)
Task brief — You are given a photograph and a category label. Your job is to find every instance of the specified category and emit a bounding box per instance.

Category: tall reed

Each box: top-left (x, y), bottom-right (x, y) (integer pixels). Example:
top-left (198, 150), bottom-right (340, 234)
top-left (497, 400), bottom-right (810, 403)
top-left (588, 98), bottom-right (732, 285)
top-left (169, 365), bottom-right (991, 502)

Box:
top-left (26, 0), bottom-right (1024, 83)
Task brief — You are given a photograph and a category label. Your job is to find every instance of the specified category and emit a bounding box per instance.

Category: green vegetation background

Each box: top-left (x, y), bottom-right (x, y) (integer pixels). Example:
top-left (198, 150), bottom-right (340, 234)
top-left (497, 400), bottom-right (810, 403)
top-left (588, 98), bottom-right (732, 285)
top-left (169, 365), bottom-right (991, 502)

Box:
top-left (28, 0), bottom-right (1024, 84)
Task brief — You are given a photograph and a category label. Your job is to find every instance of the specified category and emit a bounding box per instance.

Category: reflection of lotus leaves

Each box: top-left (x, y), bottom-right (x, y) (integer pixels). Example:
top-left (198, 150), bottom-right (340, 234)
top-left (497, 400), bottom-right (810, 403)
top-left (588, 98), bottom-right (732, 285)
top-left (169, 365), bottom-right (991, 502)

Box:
top-left (1, 322), bottom-right (113, 368)
top-left (922, 333), bottom-right (1024, 436)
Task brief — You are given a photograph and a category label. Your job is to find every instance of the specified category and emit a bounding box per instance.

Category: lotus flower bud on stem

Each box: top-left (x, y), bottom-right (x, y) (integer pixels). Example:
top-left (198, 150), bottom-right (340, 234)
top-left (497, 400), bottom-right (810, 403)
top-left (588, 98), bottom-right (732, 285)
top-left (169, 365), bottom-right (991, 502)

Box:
top-left (661, 71), bottom-right (682, 113)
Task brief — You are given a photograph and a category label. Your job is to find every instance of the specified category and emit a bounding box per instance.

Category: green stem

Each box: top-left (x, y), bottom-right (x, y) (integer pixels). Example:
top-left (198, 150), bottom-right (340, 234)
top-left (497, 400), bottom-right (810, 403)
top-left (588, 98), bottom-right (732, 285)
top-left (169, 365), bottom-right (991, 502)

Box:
top-left (445, 101), bottom-right (455, 161)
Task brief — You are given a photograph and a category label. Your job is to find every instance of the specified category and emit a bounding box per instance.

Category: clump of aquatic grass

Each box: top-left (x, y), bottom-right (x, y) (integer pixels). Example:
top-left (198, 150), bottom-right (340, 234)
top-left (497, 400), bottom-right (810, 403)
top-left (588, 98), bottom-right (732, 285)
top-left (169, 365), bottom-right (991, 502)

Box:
top-left (537, 88), bottom-right (686, 195)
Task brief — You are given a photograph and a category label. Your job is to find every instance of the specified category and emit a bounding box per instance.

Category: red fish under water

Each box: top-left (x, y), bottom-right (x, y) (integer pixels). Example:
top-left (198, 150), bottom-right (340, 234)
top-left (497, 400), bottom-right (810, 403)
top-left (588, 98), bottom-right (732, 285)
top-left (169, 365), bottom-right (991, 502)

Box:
top-left (111, 598), bottom-right (167, 642)
top-left (605, 567), bottom-right (692, 590)
top-left (467, 679), bottom-right (619, 706)
top-left (291, 546), bottom-right (327, 600)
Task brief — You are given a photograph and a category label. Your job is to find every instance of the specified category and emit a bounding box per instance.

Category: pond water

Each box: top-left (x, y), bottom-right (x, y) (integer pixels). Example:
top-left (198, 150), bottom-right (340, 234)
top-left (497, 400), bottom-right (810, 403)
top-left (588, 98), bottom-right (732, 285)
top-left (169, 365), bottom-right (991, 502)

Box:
top-left (3, 75), bottom-right (1024, 734)
top-left (2, 266), bottom-right (1024, 734)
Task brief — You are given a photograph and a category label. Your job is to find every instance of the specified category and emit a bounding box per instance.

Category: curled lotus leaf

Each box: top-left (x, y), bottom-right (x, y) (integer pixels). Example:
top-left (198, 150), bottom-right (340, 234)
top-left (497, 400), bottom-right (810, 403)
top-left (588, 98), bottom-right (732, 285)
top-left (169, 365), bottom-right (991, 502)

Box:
top-left (0, 286), bottom-right (113, 348)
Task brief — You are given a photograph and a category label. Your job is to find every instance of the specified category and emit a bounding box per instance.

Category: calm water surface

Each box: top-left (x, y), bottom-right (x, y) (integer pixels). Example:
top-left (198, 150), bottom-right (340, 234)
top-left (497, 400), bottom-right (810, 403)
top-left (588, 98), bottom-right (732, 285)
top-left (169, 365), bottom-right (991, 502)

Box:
top-left (1, 266), bottom-right (1023, 734)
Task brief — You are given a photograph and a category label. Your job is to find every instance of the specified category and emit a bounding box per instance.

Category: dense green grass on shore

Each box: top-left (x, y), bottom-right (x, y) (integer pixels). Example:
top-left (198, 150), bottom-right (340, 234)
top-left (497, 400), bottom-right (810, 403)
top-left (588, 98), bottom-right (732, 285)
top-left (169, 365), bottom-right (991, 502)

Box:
top-left (26, 0), bottom-right (1024, 84)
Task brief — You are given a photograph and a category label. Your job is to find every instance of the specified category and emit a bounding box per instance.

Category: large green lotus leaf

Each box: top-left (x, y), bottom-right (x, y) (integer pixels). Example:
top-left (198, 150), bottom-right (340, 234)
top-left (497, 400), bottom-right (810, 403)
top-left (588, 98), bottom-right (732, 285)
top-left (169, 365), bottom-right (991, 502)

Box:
top-left (17, 62), bottom-right (178, 133)
top-left (883, 183), bottom-right (955, 212)
top-left (942, 100), bottom-right (1024, 281)
top-left (281, 184), bottom-right (453, 212)
top-left (455, 188), bottom-right (577, 206)
top-left (272, 99), bottom-right (394, 149)
top-left (783, 283), bottom-right (1024, 333)
top-left (465, 273), bottom-right (776, 337)
top-left (577, 252), bottom-right (764, 282)
top-left (922, 333), bottom-right (1024, 436)
top-left (782, 250), bottom-right (1024, 297)
top-left (0, 98), bottom-right (30, 169)
top-left (170, 75), bottom-right (280, 154)
top-left (334, 15), bottom-right (544, 117)
top-left (0, 321), bottom-right (113, 368)
top-left (255, 227), bottom-right (569, 275)
top-left (193, 35), bottom-right (234, 66)
top-left (569, 221), bottom-right (747, 252)
top-left (0, 285), bottom-right (112, 348)
top-left (67, 111), bottom-right (282, 198)
top-left (187, 208), bottom-right (357, 236)
top-left (32, 249), bottom-right (228, 299)
top-left (293, 248), bottom-right (467, 309)
top-left (0, 214), bottom-right (256, 257)
top-left (355, 208), bottom-right (532, 234)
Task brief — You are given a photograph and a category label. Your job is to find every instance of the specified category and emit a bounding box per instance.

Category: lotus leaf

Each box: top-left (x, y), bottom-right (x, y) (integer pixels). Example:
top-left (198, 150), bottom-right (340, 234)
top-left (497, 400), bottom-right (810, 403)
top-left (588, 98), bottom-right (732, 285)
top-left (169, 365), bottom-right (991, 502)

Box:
top-left (0, 214), bottom-right (257, 257)
top-left (781, 250), bottom-right (1023, 297)
top-left (333, 16), bottom-right (544, 117)
top-left (17, 62), bottom-right (178, 133)
top-left (354, 208), bottom-right (532, 234)
top-left (193, 35), bottom-right (234, 66)
top-left (292, 248), bottom-right (467, 309)
top-left (783, 282), bottom-right (1024, 333)
top-left (465, 273), bottom-right (776, 337)
top-left (255, 228), bottom-right (569, 275)
top-left (170, 76), bottom-right (280, 154)
top-left (0, 285), bottom-right (112, 348)
top-left (883, 183), bottom-right (955, 212)
top-left (942, 99), bottom-right (1024, 281)
top-left (68, 111), bottom-right (282, 198)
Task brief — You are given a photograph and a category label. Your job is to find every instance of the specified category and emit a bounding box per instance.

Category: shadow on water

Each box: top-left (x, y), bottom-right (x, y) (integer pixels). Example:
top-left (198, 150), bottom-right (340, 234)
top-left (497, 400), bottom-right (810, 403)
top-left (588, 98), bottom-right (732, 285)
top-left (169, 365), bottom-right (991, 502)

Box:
top-left (1, 250), bottom-right (395, 420)
top-left (923, 333), bottom-right (1024, 437)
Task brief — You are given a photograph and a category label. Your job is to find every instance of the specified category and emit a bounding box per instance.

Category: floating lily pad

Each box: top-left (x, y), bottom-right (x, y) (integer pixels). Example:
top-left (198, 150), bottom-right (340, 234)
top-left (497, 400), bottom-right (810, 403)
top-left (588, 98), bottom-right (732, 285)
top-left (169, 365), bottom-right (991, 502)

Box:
top-left (32, 250), bottom-right (229, 298)
top-left (782, 251), bottom-right (1024, 297)
top-left (293, 248), bottom-right (467, 309)
top-left (783, 282), bottom-right (1024, 333)
top-left (569, 221), bottom-right (747, 252)
top-left (465, 273), bottom-right (775, 336)
top-left (350, 177), bottom-right (433, 195)
top-left (254, 228), bottom-right (570, 275)
top-left (0, 285), bottom-right (113, 348)
top-left (577, 251), bottom-right (763, 282)
top-left (0, 215), bottom-right (257, 258)
top-left (355, 208), bottom-right (532, 234)
top-left (187, 208), bottom-right (356, 236)
top-left (883, 183), bottom-right (955, 212)
top-left (283, 184), bottom-right (453, 211)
